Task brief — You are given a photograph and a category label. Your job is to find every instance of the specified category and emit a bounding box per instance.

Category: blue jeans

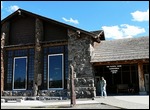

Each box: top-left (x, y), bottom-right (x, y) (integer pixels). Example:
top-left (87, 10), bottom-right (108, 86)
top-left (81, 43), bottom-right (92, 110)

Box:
top-left (101, 88), bottom-right (107, 97)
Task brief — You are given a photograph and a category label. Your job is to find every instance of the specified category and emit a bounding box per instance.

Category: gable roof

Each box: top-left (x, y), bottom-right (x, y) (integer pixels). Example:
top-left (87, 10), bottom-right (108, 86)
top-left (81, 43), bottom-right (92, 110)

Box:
top-left (91, 36), bottom-right (149, 63)
top-left (90, 30), bottom-right (105, 40)
top-left (1, 8), bottom-right (104, 42)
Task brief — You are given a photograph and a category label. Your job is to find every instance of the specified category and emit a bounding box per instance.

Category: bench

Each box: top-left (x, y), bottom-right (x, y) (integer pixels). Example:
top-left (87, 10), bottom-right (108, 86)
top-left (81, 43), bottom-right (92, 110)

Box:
top-left (117, 84), bottom-right (129, 93)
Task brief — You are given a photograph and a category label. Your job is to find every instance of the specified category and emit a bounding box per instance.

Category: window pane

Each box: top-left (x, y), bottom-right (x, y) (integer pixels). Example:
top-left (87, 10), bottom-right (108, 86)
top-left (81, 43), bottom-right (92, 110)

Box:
top-left (48, 54), bottom-right (63, 89)
top-left (28, 56), bottom-right (34, 89)
top-left (13, 57), bottom-right (27, 90)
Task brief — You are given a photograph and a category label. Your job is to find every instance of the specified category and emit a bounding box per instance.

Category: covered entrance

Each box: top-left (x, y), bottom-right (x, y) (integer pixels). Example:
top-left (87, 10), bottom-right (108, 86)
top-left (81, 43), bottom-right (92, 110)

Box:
top-left (94, 63), bottom-right (149, 96)
top-left (91, 36), bottom-right (149, 96)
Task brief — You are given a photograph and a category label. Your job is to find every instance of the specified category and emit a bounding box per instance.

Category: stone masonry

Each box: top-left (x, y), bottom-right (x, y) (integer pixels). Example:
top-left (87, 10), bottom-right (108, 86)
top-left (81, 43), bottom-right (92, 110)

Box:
top-left (68, 29), bottom-right (96, 98)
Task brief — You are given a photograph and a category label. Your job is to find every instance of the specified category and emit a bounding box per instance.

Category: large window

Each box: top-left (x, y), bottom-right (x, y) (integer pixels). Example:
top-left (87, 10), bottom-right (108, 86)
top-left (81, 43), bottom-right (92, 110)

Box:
top-left (13, 57), bottom-right (27, 90)
top-left (43, 45), bottom-right (68, 90)
top-left (5, 49), bottom-right (34, 90)
top-left (48, 54), bottom-right (64, 89)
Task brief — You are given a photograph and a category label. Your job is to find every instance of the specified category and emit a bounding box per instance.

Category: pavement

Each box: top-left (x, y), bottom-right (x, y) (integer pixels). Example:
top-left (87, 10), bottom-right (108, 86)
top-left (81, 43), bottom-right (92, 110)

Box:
top-left (1, 95), bottom-right (149, 109)
top-left (94, 95), bottom-right (149, 109)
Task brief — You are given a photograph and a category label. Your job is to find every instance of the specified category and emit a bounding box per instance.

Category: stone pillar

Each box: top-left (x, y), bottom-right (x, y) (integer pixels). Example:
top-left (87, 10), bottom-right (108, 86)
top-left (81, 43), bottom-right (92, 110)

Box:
top-left (1, 33), bottom-right (5, 94)
top-left (68, 29), bottom-right (96, 98)
top-left (33, 18), bottom-right (43, 96)
top-left (1, 22), bottom-right (9, 94)
top-left (138, 62), bottom-right (146, 95)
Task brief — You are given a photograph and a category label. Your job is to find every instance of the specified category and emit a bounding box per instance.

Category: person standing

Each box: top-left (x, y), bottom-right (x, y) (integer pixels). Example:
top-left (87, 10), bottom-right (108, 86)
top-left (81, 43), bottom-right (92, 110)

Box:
top-left (100, 77), bottom-right (107, 97)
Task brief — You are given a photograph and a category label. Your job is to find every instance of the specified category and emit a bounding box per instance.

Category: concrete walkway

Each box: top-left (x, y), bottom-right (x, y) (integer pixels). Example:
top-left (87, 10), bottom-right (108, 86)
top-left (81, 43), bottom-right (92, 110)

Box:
top-left (94, 95), bottom-right (149, 109)
top-left (1, 95), bottom-right (149, 109)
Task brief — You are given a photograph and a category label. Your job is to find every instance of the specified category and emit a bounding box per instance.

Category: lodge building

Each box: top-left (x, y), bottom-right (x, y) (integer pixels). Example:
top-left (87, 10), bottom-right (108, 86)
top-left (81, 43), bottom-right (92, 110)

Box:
top-left (1, 9), bottom-right (149, 98)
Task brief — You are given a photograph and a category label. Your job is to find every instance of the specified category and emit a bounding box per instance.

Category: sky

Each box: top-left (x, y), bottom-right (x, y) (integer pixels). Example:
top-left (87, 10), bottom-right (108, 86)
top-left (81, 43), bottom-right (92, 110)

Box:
top-left (1, 1), bottom-right (149, 40)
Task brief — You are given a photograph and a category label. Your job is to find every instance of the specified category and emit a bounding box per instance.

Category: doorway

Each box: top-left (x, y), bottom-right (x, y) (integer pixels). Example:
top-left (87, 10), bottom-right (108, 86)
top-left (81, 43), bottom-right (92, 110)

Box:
top-left (94, 64), bottom-right (139, 95)
top-left (144, 74), bottom-right (149, 93)
top-left (95, 76), bottom-right (101, 96)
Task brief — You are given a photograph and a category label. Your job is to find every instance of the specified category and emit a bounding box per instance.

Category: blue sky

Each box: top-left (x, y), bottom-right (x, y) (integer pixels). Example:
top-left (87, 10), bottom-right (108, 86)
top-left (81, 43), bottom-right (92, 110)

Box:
top-left (1, 1), bottom-right (149, 40)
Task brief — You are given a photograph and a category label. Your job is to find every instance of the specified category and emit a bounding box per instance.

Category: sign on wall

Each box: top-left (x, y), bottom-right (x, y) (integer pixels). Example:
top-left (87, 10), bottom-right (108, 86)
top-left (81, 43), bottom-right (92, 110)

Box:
top-left (106, 65), bottom-right (122, 74)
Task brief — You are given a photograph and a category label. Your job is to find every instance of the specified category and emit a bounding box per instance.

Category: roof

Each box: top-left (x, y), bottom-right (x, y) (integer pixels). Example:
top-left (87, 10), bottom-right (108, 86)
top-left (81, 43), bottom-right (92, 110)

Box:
top-left (91, 36), bottom-right (149, 63)
top-left (90, 30), bottom-right (105, 40)
top-left (1, 8), bottom-right (103, 42)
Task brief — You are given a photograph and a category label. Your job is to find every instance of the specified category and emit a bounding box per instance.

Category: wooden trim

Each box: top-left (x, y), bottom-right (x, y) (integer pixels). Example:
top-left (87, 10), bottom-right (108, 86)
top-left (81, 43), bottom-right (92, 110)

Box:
top-left (5, 41), bottom-right (68, 50)
top-left (42, 41), bottom-right (68, 47)
top-left (92, 59), bottom-right (149, 66)
top-left (4, 42), bottom-right (35, 50)
top-left (5, 45), bottom-right (35, 50)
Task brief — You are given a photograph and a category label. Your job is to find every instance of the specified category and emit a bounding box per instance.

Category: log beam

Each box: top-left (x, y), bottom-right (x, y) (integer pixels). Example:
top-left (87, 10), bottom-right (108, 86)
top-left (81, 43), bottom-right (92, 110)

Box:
top-left (1, 22), bottom-right (9, 94)
top-left (138, 62), bottom-right (147, 95)
top-left (70, 64), bottom-right (76, 106)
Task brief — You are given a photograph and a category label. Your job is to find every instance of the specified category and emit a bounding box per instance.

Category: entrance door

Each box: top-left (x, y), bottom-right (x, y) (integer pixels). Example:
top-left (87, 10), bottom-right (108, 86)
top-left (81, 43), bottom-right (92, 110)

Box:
top-left (144, 74), bottom-right (149, 92)
top-left (95, 76), bottom-right (101, 96)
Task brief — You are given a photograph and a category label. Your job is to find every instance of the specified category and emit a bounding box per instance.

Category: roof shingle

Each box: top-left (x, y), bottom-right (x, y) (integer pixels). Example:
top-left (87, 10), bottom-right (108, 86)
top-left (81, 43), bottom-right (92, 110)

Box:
top-left (91, 36), bottom-right (149, 63)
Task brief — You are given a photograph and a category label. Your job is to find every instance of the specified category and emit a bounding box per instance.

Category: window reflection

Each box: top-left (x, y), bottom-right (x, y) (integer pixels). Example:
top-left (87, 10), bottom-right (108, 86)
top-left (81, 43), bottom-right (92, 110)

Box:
top-left (13, 57), bottom-right (27, 90)
top-left (48, 54), bottom-right (63, 89)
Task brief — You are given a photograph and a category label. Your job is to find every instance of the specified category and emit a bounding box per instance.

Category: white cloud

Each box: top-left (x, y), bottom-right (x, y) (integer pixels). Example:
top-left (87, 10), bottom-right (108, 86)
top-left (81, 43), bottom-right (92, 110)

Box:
top-left (102, 26), bottom-right (123, 39)
top-left (7, 5), bottom-right (19, 13)
top-left (62, 17), bottom-right (79, 24)
top-left (102, 24), bottom-right (145, 39)
top-left (131, 9), bottom-right (149, 22)
top-left (1, 1), bottom-right (3, 9)
top-left (121, 24), bottom-right (145, 36)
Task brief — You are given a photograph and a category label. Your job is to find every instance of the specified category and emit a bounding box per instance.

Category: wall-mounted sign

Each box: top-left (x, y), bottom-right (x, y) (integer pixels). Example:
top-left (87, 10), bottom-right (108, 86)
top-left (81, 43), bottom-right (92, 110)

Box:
top-left (106, 65), bottom-right (122, 74)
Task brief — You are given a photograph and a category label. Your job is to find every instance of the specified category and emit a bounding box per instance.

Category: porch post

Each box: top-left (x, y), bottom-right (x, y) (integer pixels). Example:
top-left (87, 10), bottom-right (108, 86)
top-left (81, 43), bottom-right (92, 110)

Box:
top-left (33, 18), bottom-right (43, 96)
top-left (70, 64), bottom-right (76, 106)
top-left (138, 62), bottom-right (146, 95)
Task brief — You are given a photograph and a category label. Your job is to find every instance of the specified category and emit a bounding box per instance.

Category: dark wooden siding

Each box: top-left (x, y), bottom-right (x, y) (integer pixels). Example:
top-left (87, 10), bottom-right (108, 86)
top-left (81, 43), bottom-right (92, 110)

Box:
top-left (10, 16), bottom-right (35, 45)
top-left (44, 21), bottom-right (67, 42)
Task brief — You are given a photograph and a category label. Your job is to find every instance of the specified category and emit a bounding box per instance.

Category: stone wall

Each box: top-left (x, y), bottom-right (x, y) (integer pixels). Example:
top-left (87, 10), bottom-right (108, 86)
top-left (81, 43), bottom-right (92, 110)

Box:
top-left (2, 90), bottom-right (68, 98)
top-left (68, 29), bottom-right (96, 98)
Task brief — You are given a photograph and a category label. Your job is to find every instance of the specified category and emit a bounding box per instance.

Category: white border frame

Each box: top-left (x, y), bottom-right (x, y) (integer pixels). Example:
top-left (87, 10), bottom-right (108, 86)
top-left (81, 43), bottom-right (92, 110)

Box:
top-left (13, 56), bottom-right (27, 90)
top-left (48, 53), bottom-right (64, 90)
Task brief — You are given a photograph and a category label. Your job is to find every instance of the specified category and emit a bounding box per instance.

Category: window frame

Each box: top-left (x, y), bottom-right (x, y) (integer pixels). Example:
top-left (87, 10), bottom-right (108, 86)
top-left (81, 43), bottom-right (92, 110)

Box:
top-left (47, 53), bottom-right (64, 90)
top-left (12, 56), bottom-right (28, 90)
